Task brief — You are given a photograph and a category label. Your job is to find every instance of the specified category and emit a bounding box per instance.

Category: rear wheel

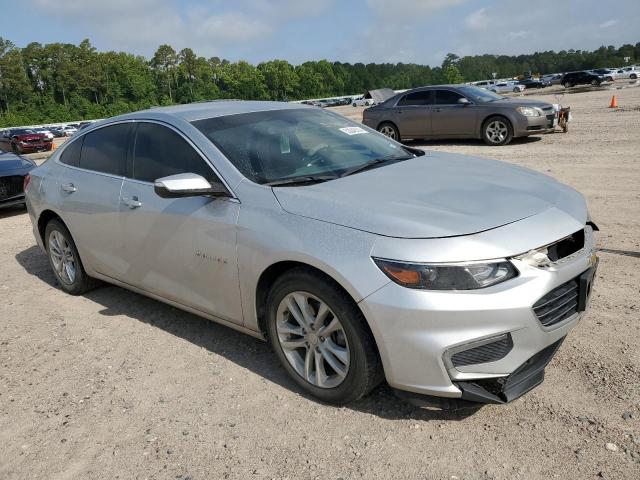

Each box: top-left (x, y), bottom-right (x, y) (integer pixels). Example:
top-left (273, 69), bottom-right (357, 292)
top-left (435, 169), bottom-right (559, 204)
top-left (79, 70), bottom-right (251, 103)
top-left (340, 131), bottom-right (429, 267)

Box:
top-left (11, 142), bottom-right (20, 154)
top-left (482, 116), bottom-right (513, 146)
top-left (563, 82), bottom-right (572, 88)
top-left (45, 219), bottom-right (98, 295)
top-left (377, 122), bottom-right (400, 141)
top-left (265, 268), bottom-right (382, 404)
top-left (631, 73), bottom-right (638, 80)
top-left (513, 87), bottom-right (520, 93)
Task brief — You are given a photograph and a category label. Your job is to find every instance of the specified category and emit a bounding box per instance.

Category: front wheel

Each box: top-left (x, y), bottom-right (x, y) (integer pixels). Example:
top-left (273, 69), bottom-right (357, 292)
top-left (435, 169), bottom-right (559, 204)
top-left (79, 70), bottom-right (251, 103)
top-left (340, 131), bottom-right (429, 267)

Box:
top-left (630, 73), bottom-right (637, 80)
top-left (482, 116), bottom-right (513, 146)
top-left (377, 122), bottom-right (400, 141)
top-left (265, 268), bottom-right (382, 404)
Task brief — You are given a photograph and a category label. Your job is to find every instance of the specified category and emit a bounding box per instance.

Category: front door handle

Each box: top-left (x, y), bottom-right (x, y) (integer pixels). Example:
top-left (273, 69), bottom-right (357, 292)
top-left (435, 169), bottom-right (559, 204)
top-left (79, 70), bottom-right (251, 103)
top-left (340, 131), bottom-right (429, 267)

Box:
top-left (61, 183), bottom-right (77, 193)
top-left (122, 196), bottom-right (143, 209)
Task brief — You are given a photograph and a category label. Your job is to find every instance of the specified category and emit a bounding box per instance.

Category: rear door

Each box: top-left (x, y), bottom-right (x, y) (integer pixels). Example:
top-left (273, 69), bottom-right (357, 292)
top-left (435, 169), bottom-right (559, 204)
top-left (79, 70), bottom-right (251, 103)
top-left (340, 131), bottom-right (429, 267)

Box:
top-left (118, 121), bottom-right (243, 324)
top-left (430, 89), bottom-right (477, 137)
top-left (390, 90), bottom-right (433, 138)
top-left (56, 123), bottom-right (131, 278)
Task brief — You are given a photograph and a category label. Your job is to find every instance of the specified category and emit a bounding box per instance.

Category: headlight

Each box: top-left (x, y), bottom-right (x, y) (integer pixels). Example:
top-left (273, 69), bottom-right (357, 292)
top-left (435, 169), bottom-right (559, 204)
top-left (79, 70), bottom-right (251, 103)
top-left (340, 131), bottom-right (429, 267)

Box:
top-left (373, 258), bottom-right (518, 290)
top-left (516, 106), bottom-right (541, 117)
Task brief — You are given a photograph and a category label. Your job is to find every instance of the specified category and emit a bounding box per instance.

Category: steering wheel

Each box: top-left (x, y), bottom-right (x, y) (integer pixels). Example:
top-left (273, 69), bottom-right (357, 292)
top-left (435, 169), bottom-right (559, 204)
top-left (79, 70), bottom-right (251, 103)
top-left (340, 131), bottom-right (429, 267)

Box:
top-left (304, 144), bottom-right (331, 168)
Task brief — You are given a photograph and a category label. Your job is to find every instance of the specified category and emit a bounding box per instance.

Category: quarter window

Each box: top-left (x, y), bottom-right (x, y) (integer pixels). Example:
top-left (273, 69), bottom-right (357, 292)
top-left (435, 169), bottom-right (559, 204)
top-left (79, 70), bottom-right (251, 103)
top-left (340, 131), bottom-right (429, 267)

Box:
top-left (434, 90), bottom-right (466, 105)
top-left (397, 90), bottom-right (432, 106)
top-left (79, 123), bottom-right (130, 176)
top-left (132, 122), bottom-right (215, 183)
top-left (59, 138), bottom-right (83, 167)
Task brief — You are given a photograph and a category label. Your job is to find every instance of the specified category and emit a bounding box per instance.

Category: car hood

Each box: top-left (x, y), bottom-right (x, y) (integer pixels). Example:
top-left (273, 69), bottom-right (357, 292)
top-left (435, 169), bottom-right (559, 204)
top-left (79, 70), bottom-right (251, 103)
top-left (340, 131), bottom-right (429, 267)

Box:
top-left (272, 152), bottom-right (586, 239)
top-left (0, 152), bottom-right (35, 171)
top-left (14, 133), bottom-right (44, 141)
top-left (488, 97), bottom-right (552, 109)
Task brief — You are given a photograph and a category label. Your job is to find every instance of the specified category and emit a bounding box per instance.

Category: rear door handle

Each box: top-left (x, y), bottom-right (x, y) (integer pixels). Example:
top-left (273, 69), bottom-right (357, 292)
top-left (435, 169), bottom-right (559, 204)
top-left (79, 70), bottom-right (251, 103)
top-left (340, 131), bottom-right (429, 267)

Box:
top-left (122, 196), bottom-right (143, 209)
top-left (61, 183), bottom-right (77, 193)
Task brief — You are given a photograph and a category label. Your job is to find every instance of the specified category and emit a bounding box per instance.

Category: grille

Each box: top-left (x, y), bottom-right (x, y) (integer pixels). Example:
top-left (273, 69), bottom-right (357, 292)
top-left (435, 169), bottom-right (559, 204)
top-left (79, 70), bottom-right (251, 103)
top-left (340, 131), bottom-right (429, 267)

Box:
top-left (533, 278), bottom-right (579, 327)
top-left (0, 175), bottom-right (24, 200)
top-left (451, 334), bottom-right (514, 367)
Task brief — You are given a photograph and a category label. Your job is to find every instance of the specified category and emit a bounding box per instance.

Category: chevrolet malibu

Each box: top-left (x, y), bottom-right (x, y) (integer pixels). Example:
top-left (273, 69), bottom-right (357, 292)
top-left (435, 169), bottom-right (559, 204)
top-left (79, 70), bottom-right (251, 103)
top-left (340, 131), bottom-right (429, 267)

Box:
top-left (363, 85), bottom-right (559, 146)
top-left (25, 101), bottom-right (598, 406)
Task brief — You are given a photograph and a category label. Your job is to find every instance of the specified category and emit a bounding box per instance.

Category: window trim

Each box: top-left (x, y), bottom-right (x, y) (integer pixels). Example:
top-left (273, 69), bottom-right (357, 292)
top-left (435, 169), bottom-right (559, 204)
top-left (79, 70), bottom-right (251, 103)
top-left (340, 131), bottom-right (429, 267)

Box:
top-left (54, 120), bottom-right (133, 181)
top-left (433, 88), bottom-right (470, 106)
top-left (394, 89), bottom-right (434, 108)
top-left (127, 120), bottom-right (236, 199)
top-left (55, 119), bottom-right (237, 199)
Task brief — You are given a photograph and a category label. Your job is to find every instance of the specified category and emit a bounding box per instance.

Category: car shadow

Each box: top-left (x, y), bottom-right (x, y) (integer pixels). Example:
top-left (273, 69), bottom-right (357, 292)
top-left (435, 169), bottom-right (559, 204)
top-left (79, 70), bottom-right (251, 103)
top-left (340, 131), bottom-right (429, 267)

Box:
top-left (15, 245), bottom-right (481, 421)
top-left (404, 136), bottom-right (543, 148)
top-left (0, 204), bottom-right (27, 219)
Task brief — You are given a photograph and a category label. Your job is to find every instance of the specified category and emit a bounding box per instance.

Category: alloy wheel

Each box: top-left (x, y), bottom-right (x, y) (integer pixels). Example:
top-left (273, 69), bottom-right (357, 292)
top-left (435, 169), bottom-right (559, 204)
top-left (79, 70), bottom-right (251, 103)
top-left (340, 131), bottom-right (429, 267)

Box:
top-left (485, 120), bottom-right (508, 144)
top-left (275, 291), bottom-right (350, 389)
top-left (379, 125), bottom-right (397, 139)
top-left (49, 230), bottom-right (77, 285)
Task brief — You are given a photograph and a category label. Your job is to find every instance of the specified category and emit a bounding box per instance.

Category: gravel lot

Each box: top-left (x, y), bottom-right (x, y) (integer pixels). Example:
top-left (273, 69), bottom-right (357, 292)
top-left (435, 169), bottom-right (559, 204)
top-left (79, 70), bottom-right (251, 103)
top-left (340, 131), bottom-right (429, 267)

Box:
top-left (1, 85), bottom-right (639, 480)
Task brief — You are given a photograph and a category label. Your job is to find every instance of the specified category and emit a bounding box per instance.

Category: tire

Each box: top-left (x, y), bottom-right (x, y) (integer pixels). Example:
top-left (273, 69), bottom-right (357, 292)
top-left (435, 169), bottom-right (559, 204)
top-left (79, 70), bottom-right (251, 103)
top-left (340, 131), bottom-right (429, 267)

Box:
top-left (631, 73), bottom-right (638, 80)
top-left (563, 82), bottom-right (572, 88)
top-left (513, 87), bottom-right (520, 93)
top-left (377, 122), bottom-right (400, 141)
top-left (44, 219), bottom-right (99, 295)
top-left (482, 116), bottom-right (513, 146)
top-left (352, 103), bottom-right (357, 107)
top-left (591, 79), bottom-right (599, 86)
top-left (265, 267), bottom-right (382, 404)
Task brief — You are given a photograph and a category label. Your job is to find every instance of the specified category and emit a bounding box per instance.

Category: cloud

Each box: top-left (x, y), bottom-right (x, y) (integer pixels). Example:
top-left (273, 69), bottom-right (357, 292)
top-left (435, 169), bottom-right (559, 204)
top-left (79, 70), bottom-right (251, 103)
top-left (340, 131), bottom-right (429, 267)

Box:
top-left (31, 0), bottom-right (335, 58)
top-left (367, 0), bottom-right (468, 16)
top-left (599, 19), bottom-right (618, 28)
top-left (464, 8), bottom-right (489, 30)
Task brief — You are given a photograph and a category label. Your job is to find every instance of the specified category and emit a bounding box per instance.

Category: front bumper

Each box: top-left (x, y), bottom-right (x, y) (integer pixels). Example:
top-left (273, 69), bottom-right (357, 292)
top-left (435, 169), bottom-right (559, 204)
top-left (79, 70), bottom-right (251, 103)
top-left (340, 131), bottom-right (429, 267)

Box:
top-left (358, 234), bottom-right (597, 402)
top-left (513, 113), bottom-right (556, 137)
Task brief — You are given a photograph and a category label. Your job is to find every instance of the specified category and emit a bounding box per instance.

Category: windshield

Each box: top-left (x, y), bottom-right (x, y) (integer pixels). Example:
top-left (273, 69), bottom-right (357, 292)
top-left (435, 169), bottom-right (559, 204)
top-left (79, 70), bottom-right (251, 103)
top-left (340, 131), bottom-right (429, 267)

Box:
top-left (457, 85), bottom-right (505, 103)
top-left (192, 108), bottom-right (413, 185)
top-left (13, 129), bottom-right (36, 135)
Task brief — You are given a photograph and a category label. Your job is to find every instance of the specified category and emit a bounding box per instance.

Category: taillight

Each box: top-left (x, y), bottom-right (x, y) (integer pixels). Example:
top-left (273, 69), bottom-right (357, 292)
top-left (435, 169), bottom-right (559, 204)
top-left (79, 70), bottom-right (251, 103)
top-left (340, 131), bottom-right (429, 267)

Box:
top-left (23, 174), bottom-right (31, 192)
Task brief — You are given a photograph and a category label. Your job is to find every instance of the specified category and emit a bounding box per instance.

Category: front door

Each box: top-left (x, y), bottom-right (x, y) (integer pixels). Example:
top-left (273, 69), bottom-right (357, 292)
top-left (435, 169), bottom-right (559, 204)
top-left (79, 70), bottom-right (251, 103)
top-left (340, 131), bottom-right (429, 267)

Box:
top-left (118, 121), bottom-right (243, 324)
top-left (430, 89), bottom-right (478, 137)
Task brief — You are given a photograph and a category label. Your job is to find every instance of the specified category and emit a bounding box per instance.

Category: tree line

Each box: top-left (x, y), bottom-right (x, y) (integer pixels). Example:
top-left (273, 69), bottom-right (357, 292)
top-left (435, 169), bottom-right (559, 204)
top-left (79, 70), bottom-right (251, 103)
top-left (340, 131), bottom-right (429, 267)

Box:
top-left (0, 38), bottom-right (638, 127)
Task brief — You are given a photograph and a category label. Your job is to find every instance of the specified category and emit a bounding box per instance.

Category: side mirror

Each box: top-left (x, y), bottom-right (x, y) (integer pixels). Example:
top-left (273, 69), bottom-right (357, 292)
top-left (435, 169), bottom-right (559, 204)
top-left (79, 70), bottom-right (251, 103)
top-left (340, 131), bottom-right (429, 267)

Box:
top-left (457, 97), bottom-right (471, 106)
top-left (154, 173), bottom-right (230, 199)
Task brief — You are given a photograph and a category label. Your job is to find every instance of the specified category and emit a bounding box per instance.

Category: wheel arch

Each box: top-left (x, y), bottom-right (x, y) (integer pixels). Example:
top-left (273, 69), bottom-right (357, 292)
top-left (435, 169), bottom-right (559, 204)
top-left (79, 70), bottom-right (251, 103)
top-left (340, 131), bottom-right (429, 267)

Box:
top-left (37, 209), bottom-right (64, 245)
top-left (376, 120), bottom-right (400, 138)
top-left (254, 260), bottom-right (383, 363)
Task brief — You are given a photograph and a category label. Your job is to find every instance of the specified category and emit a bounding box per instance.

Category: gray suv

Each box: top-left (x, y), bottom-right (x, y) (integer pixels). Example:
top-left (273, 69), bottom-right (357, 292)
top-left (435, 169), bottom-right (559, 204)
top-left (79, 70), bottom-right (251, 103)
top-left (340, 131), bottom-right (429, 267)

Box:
top-left (363, 85), bottom-right (557, 146)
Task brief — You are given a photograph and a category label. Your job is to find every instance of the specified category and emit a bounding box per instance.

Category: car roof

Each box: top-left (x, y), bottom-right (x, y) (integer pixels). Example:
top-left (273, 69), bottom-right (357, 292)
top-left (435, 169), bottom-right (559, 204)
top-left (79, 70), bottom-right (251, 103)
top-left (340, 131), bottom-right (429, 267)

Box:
top-left (115, 100), bottom-right (310, 123)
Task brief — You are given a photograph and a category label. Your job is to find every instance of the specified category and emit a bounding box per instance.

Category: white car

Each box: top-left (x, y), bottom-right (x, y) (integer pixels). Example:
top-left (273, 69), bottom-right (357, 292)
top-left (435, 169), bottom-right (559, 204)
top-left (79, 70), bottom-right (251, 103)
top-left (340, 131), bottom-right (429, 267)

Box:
top-left (34, 128), bottom-right (55, 140)
top-left (615, 66), bottom-right (639, 80)
top-left (488, 82), bottom-right (525, 94)
top-left (351, 97), bottom-right (373, 107)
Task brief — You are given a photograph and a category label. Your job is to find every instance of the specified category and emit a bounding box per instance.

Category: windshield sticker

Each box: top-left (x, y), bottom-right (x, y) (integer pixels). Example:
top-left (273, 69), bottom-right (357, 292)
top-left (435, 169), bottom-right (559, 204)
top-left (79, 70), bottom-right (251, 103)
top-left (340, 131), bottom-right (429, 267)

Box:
top-left (339, 126), bottom-right (368, 136)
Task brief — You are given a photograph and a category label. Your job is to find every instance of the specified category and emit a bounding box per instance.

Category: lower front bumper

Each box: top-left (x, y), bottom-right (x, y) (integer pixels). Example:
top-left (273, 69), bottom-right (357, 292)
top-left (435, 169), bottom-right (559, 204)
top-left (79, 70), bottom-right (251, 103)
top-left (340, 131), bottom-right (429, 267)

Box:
top-left (457, 336), bottom-right (564, 403)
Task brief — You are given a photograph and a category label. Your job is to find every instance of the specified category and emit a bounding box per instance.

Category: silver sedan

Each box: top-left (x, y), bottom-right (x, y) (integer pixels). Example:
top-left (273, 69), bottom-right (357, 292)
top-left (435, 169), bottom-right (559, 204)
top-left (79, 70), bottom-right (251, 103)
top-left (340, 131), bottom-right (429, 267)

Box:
top-left (25, 101), bottom-right (598, 406)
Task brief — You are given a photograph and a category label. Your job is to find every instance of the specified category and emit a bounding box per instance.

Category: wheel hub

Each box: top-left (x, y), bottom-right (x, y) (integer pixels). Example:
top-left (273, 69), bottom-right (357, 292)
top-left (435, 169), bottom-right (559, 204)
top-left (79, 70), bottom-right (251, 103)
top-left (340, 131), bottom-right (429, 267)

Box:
top-left (276, 291), bottom-right (350, 389)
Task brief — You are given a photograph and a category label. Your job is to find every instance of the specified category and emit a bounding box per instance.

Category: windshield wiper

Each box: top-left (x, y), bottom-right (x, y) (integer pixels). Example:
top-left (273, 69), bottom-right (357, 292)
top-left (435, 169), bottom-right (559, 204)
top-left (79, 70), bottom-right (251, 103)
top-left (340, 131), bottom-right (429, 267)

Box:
top-left (340, 155), bottom-right (414, 178)
top-left (264, 175), bottom-right (338, 187)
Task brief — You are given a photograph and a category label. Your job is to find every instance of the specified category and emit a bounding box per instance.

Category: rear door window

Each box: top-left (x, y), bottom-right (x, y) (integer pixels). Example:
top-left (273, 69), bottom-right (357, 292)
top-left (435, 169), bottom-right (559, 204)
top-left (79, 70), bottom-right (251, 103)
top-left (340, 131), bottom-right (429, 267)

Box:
top-left (79, 123), bottom-right (130, 176)
top-left (397, 90), bottom-right (433, 106)
top-left (132, 122), bottom-right (216, 183)
top-left (434, 90), bottom-right (465, 105)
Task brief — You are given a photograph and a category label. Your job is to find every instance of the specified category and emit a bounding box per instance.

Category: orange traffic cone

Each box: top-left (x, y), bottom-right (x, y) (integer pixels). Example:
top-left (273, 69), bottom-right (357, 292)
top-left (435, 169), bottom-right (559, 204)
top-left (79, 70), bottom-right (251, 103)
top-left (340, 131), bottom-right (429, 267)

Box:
top-left (609, 95), bottom-right (618, 108)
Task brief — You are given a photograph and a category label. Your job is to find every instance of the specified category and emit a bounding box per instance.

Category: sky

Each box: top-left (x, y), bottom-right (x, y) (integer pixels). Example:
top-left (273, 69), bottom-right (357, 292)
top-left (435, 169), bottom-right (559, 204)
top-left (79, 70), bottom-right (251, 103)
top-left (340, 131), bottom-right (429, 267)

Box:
top-left (1, 0), bottom-right (639, 66)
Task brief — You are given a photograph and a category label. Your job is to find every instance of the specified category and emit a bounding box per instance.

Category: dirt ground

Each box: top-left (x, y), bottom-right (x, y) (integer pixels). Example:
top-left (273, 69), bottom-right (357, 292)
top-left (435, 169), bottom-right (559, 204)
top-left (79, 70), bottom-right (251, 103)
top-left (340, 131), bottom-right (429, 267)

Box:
top-left (1, 85), bottom-right (639, 480)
